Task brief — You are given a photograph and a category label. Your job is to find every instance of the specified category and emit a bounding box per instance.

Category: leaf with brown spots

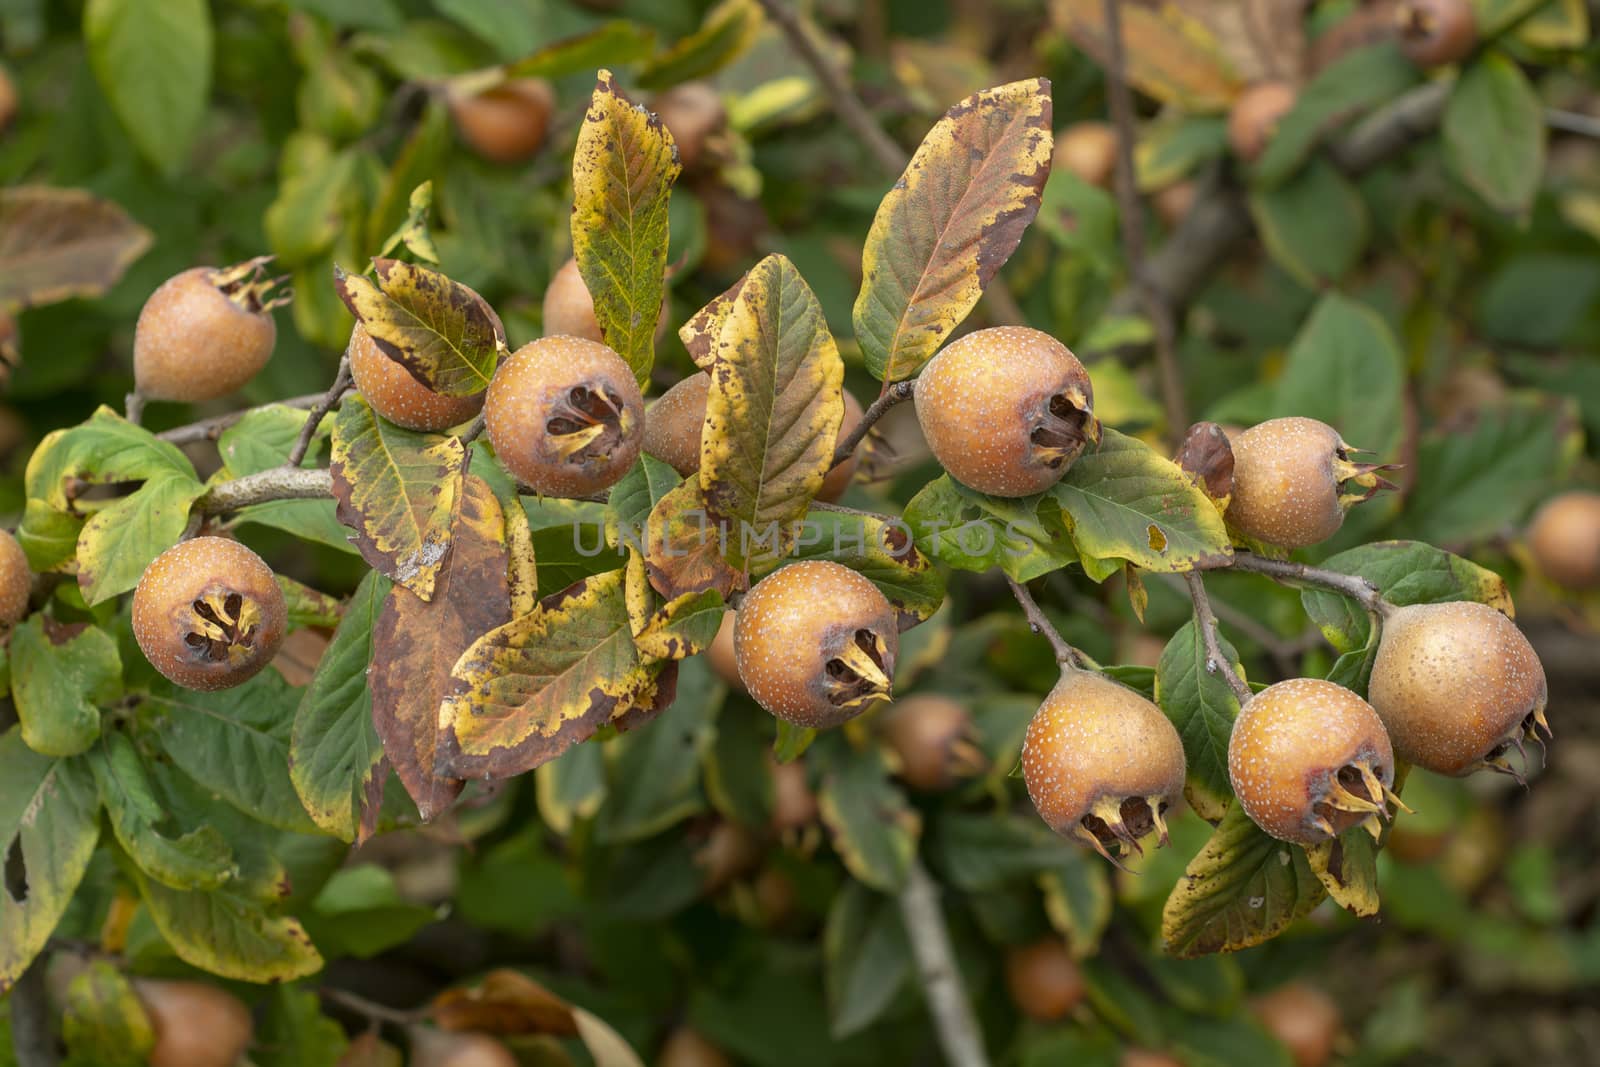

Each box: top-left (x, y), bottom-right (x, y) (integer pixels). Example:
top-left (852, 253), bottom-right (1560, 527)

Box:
top-left (1049, 0), bottom-right (1241, 111)
top-left (333, 258), bottom-right (503, 397)
top-left (430, 968), bottom-right (646, 1066)
top-left (570, 69), bottom-right (681, 386)
top-left (0, 186), bottom-right (152, 311)
top-left (677, 274), bottom-right (744, 370)
top-left (372, 475), bottom-right (511, 821)
top-left (852, 79), bottom-right (1053, 382)
top-left (437, 569), bottom-right (666, 779)
top-left (633, 588), bottom-right (724, 660)
top-left (642, 480), bottom-right (741, 601)
top-left (330, 395), bottom-right (466, 600)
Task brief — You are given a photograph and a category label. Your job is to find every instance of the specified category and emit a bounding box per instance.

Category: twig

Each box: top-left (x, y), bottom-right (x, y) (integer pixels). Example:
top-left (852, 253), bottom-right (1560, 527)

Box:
top-left (1182, 571), bottom-right (1253, 704)
top-left (319, 987), bottom-right (426, 1028)
top-left (1545, 108), bottom-right (1600, 140)
top-left (830, 379), bottom-right (913, 470)
top-left (1216, 552), bottom-right (1389, 616)
top-left (1100, 0), bottom-right (1186, 446)
top-left (286, 355), bottom-right (353, 468)
top-left (195, 467), bottom-right (333, 515)
top-left (124, 390), bottom-right (145, 428)
top-left (897, 858), bottom-right (990, 1067)
top-left (156, 393), bottom-right (325, 445)
top-left (1156, 572), bottom-right (1303, 678)
top-left (458, 413), bottom-right (486, 446)
top-left (1005, 575), bottom-right (1082, 667)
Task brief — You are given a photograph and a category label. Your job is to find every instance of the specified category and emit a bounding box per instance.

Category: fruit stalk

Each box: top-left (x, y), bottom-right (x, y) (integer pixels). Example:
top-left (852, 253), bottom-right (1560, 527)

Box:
top-left (156, 392), bottom-right (325, 445)
top-left (831, 378), bottom-right (913, 470)
top-left (1218, 552), bottom-right (1389, 616)
top-left (897, 858), bottom-right (990, 1067)
top-left (1182, 571), bottom-right (1253, 704)
top-left (319, 986), bottom-right (425, 1027)
top-left (124, 388), bottom-right (146, 428)
top-left (1005, 575), bottom-right (1085, 667)
top-left (285, 352), bottom-right (353, 468)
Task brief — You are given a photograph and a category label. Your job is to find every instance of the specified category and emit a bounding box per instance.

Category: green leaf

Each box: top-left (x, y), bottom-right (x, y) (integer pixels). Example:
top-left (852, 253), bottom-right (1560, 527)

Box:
top-left (0, 730), bottom-right (101, 993)
top-left (505, 21), bottom-right (659, 80)
top-left (1160, 804), bottom-right (1325, 958)
top-left (854, 78), bottom-right (1052, 381)
top-left (1049, 428), bottom-right (1233, 574)
top-left (333, 259), bottom-right (503, 397)
top-left (91, 732), bottom-right (236, 891)
top-left (1443, 52), bottom-right (1546, 217)
top-left (76, 474), bottom-right (204, 605)
top-left (1135, 115), bottom-right (1227, 190)
top-left (143, 671), bottom-right (321, 834)
top-left (10, 617), bottom-right (119, 757)
top-left (1249, 159), bottom-right (1368, 288)
top-left (291, 570), bottom-right (392, 842)
top-left (904, 475), bottom-right (1079, 581)
top-left (608, 453), bottom-right (684, 537)
top-left (1305, 827), bottom-right (1380, 916)
top-left (1040, 854), bottom-right (1114, 958)
top-left (1170, 1014), bottom-right (1294, 1067)
top-left (930, 810), bottom-right (1082, 891)
top-left (536, 743), bottom-right (608, 835)
top-left (266, 149), bottom-right (364, 267)
top-left (302, 866), bottom-right (435, 960)
top-left (128, 866), bottom-right (324, 983)
top-left (1273, 292), bottom-right (1406, 459)
top-left (84, 0), bottom-right (213, 173)
top-left (818, 745), bottom-right (920, 892)
top-left (636, 0), bottom-right (762, 90)
top-left (823, 883), bottom-right (913, 1039)
top-left (1155, 620), bottom-right (1243, 822)
top-left (1479, 253), bottom-right (1600, 349)
top-left (773, 719), bottom-right (817, 763)
top-left (760, 506), bottom-right (947, 628)
top-left (255, 986), bottom-right (348, 1067)
top-left (217, 405), bottom-right (354, 554)
top-left (595, 657), bottom-right (721, 843)
top-left (633, 587), bottom-right (726, 660)
top-left (61, 961), bottom-right (155, 1067)
top-left (570, 70), bottom-right (680, 386)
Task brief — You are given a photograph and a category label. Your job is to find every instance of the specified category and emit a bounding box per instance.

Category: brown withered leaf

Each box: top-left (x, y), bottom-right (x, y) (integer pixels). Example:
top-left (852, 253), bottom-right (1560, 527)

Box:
top-left (1174, 421), bottom-right (1235, 503)
top-left (1050, 0), bottom-right (1242, 110)
top-left (371, 475), bottom-right (510, 820)
top-left (432, 969), bottom-right (578, 1036)
top-left (678, 273), bottom-right (746, 370)
top-left (0, 186), bottom-right (153, 311)
top-left (1171, 0), bottom-right (1310, 85)
top-left (642, 480), bottom-right (742, 601)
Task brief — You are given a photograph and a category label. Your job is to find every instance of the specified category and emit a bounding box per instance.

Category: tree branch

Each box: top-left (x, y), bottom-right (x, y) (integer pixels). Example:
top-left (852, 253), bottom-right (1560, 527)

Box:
top-left (156, 393), bottom-right (325, 445)
top-left (897, 858), bottom-right (990, 1067)
top-left (195, 467), bottom-right (333, 516)
top-left (319, 987), bottom-right (426, 1028)
top-left (1182, 571), bottom-right (1253, 704)
top-left (1215, 551), bottom-right (1389, 616)
top-left (830, 379), bottom-right (914, 470)
top-left (286, 355), bottom-right (353, 468)
top-left (124, 390), bottom-right (146, 429)
top-left (1100, 0), bottom-right (1186, 446)
top-left (1005, 576), bottom-right (1083, 667)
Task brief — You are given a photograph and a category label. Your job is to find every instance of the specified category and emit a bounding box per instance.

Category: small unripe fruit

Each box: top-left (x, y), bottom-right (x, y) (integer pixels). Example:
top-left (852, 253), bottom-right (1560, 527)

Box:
top-left (1226, 417), bottom-right (1393, 549)
top-left (1228, 678), bottom-right (1395, 845)
top-left (347, 324), bottom-right (484, 432)
top-left (136, 979), bottom-right (253, 1067)
top-left (1397, 0), bottom-right (1478, 68)
top-left (818, 391), bottom-right (865, 503)
top-left (915, 326), bottom-right (1097, 498)
top-left (660, 1026), bottom-right (734, 1067)
top-left (133, 261), bottom-right (283, 403)
top-left (0, 528), bottom-right (31, 627)
top-left (1228, 82), bottom-right (1297, 163)
top-left (1251, 983), bottom-right (1341, 1067)
top-left (542, 256), bottom-right (670, 345)
top-left (448, 78), bottom-right (555, 164)
top-left (734, 561), bottom-right (897, 728)
top-left (1526, 490), bottom-right (1600, 590)
top-left (652, 82), bottom-right (726, 172)
top-left (410, 1028), bottom-right (517, 1067)
top-left (769, 756), bottom-right (818, 833)
top-left (133, 537), bottom-right (287, 692)
top-left (643, 372), bottom-right (712, 477)
top-left (879, 693), bottom-right (986, 791)
top-left (1004, 939), bottom-right (1085, 1022)
top-left (1021, 669), bottom-right (1185, 865)
top-left (1368, 601), bottom-right (1549, 778)
top-left (484, 336), bottom-right (644, 496)
top-left (1053, 121), bottom-right (1118, 188)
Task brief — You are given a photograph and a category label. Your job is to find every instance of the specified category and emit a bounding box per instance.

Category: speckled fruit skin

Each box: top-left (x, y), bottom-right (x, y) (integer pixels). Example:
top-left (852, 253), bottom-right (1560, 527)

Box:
top-left (484, 336), bottom-right (644, 497)
top-left (1021, 670), bottom-right (1185, 858)
top-left (1004, 939), bottom-right (1085, 1022)
top-left (133, 268), bottom-right (276, 402)
top-left (880, 693), bottom-right (974, 791)
top-left (643, 372), bottom-right (712, 476)
top-left (410, 1028), bottom-right (517, 1067)
top-left (133, 537), bottom-right (286, 692)
top-left (1368, 601), bottom-right (1548, 776)
top-left (1053, 121), bottom-right (1118, 188)
top-left (448, 78), bottom-right (555, 164)
top-left (1397, 0), bottom-right (1478, 68)
top-left (660, 1026), bottom-right (734, 1067)
top-left (653, 81), bottom-right (725, 171)
top-left (136, 980), bottom-right (253, 1067)
top-left (1227, 417), bottom-right (1345, 548)
top-left (0, 527), bottom-right (30, 627)
top-left (1527, 490), bottom-right (1600, 590)
top-left (1228, 82), bottom-right (1297, 163)
top-left (1228, 678), bottom-right (1394, 845)
top-left (348, 324), bottom-right (484, 432)
top-left (818, 390), bottom-right (865, 502)
top-left (1251, 983), bottom-right (1341, 1067)
top-left (915, 326), bottom-right (1096, 498)
top-left (733, 560), bottom-right (898, 728)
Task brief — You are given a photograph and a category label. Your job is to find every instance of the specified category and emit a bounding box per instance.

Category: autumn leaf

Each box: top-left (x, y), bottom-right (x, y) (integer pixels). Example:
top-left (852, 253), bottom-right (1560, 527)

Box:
top-left (1049, 0), bottom-right (1241, 111)
top-left (334, 259), bottom-right (504, 397)
top-left (0, 186), bottom-right (152, 311)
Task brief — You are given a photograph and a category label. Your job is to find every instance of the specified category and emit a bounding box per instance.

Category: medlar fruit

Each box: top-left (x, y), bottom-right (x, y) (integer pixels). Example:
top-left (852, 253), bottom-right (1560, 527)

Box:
top-left (1251, 983), bottom-right (1341, 1067)
top-left (542, 256), bottom-right (669, 345)
top-left (652, 81), bottom-right (726, 172)
top-left (1226, 417), bottom-right (1394, 548)
top-left (1228, 82), bottom-right (1298, 163)
top-left (1397, 0), bottom-right (1478, 68)
top-left (347, 323), bottom-right (484, 433)
top-left (135, 979), bottom-right (253, 1067)
top-left (1526, 489), bottom-right (1600, 590)
top-left (133, 259), bottom-right (285, 403)
top-left (660, 1026), bottom-right (734, 1067)
top-left (1005, 938), bottom-right (1086, 1022)
top-left (643, 372), bottom-right (712, 477)
top-left (1053, 121), bottom-right (1118, 188)
top-left (0, 527), bottom-right (30, 627)
top-left (448, 77), bottom-right (555, 164)
top-left (879, 693), bottom-right (986, 791)
top-left (409, 1027), bottom-right (517, 1067)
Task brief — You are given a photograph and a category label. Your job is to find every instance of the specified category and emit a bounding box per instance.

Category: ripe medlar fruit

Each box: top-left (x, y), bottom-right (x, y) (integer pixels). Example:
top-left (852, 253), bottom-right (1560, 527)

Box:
top-left (769, 755), bottom-right (818, 833)
top-left (1228, 81), bottom-right (1298, 163)
top-left (734, 560), bottom-right (898, 728)
top-left (542, 256), bottom-right (670, 345)
top-left (915, 326), bottom-right (1097, 498)
top-left (1228, 678), bottom-right (1396, 845)
top-left (1250, 983), bottom-right (1341, 1067)
top-left (818, 390), bottom-right (866, 502)
top-left (652, 81), bottom-right (726, 172)
top-left (1053, 121), bottom-right (1118, 188)
top-left (1021, 669), bottom-right (1185, 865)
top-left (1368, 600), bottom-right (1549, 779)
top-left (135, 979), bottom-right (253, 1067)
top-left (1226, 417), bottom-right (1394, 548)
top-left (1526, 490), bottom-right (1600, 590)
top-left (133, 260), bottom-right (285, 403)
top-left (1004, 938), bottom-right (1086, 1022)
top-left (879, 693), bottom-right (986, 791)
top-left (483, 336), bottom-right (644, 496)
top-left (133, 537), bottom-right (287, 692)
top-left (347, 323), bottom-right (485, 433)
top-left (660, 1025), bottom-right (734, 1067)
top-left (1397, 0), bottom-right (1478, 68)
top-left (409, 1027), bottom-right (517, 1067)
top-left (448, 77), bottom-right (555, 164)
top-left (0, 63), bottom-right (16, 132)
top-left (643, 372), bottom-right (712, 477)
top-left (0, 527), bottom-right (31, 627)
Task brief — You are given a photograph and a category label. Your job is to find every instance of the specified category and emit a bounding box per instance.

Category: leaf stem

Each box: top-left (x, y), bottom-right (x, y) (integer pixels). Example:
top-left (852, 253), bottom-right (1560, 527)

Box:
top-left (830, 379), bottom-right (914, 470)
top-left (124, 390), bottom-right (145, 428)
top-left (156, 393), bottom-right (326, 445)
top-left (459, 413), bottom-right (486, 446)
top-left (1005, 575), bottom-right (1084, 668)
top-left (1182, 571), bottom-right (1253, 704)
top-left (897, 857), bottom-right (990, 1067)
top-left (286, 354), bottom-right (353, 468)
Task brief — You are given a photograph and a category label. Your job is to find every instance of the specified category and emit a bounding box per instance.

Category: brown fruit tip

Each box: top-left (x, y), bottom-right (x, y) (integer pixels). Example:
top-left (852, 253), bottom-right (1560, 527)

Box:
top-left (1397, 0), bottom-right (1478, 68)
